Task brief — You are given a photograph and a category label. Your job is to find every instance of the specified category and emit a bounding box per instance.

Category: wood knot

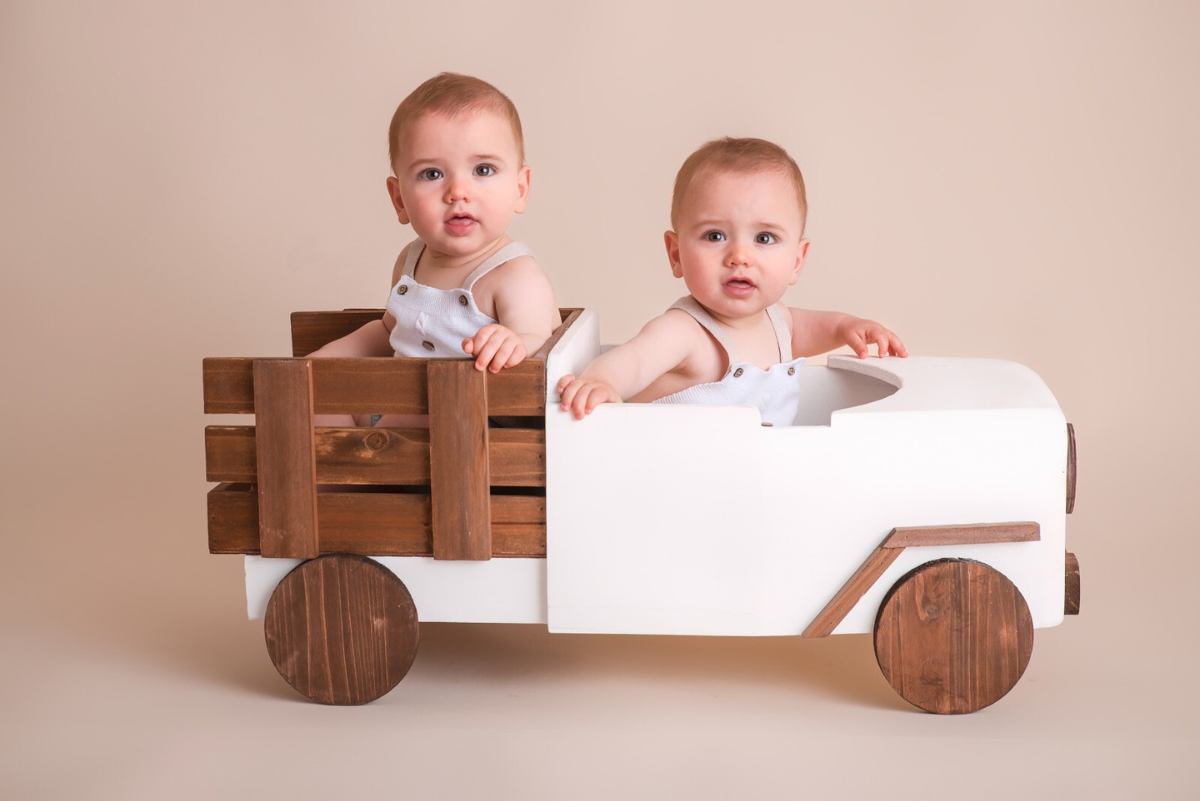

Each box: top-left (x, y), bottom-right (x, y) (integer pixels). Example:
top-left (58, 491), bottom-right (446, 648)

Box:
top-left (364, 431), bottom-right (389, 451)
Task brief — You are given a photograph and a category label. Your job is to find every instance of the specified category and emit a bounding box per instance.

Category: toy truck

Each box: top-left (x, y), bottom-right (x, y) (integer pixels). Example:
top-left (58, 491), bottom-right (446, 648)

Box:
top-left (203, 308), bottom-right (1080, 713)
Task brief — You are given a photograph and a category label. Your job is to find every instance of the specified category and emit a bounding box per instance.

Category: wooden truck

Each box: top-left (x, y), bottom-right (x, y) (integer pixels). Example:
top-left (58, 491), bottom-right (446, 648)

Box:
top-left (203, 307), bottom-right (1080, 712)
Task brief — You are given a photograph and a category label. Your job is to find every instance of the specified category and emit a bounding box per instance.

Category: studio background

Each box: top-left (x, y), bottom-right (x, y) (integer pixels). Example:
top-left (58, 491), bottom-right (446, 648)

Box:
top-left (3, 1), bottom-right (1197, 798)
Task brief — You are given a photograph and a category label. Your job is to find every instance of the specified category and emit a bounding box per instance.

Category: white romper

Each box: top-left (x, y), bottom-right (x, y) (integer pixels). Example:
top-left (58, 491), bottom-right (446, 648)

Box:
top-left (386, 239), bottom-right (535, 357)
top-left (652, 296), bottom-right (805, 427)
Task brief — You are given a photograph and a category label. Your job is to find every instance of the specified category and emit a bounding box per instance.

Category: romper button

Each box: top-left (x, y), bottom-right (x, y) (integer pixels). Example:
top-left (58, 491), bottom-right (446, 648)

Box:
top-left (733, 368), bottom-right (744, 378)
top-left (422, 341), bottom-right (434, 351)
top-left (458, 295), bottom-right (468, 306)
top-left (397, 284), bottom-right (408, 295)
top-left (788, 366), bottom-right (795, 376)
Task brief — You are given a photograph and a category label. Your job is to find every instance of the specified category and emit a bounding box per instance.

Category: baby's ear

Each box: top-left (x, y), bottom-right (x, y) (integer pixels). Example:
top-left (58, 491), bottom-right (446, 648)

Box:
top-left (791, 238), bottom-right (811, 284)
top-left (514, 165), bottom-right (532, 213)
top-left (386, 176), bottom-right (410, 224)
top-left (664, 231), bottom-right (683, 278)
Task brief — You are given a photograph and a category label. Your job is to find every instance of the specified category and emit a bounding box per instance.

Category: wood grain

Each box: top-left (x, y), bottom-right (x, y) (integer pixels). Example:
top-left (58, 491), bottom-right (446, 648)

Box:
top-left (882, 522), bottom-right (1040, 548)
top-left (253, 359), bottom-right (319, 559)
top-left (874, 559), bottom-right (1034, 714)
top-left (204, 357), bottom-right (544, 416)
top-left (803, 546), bottom-right (903, 638)
top-left (264, 554), bottom-right (419, 705)
top-left (292, 310), bottom-right (386, 357)
top-left (207, 485), bottom-right (545, 557)
top-left (205, 426), bottom-right (545, 486)
top-left (1065, 551), bottom-right (1080, 615)
top-left (428, 360), bottom-right (491, 561)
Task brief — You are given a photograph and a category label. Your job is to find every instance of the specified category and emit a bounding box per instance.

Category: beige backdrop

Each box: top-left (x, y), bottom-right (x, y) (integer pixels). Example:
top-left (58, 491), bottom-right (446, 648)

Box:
top-left (3, 1), bottom-right (1197, 798)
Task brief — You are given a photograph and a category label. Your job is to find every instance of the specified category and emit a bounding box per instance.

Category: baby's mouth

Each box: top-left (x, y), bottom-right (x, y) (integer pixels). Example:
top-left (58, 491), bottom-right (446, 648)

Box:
top-left (444, 214), bottom-right (478, 234)
top-left (724, 278), bottom-right (756, 297)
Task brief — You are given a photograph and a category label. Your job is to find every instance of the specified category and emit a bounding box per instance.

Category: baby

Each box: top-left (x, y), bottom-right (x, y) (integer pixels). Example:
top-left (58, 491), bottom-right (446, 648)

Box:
top-left (312, 73), bottom-right (561, 426)
top-left (557, 137), bottom-right (906, 425)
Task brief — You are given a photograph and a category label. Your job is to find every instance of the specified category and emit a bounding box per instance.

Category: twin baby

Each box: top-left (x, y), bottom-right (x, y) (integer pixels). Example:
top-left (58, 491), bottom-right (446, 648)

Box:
top-left (316, 73), bottom-right (906, 426)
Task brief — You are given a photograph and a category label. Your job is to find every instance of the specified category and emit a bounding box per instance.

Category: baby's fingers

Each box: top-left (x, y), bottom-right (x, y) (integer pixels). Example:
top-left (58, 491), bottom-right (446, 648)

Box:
top-left (846, 330), bottom-right (869, 358)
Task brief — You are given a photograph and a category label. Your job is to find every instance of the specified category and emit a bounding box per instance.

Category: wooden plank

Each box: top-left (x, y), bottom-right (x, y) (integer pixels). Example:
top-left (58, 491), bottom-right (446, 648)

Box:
top-left (203, 357), bottom-right (544, 416)
top-left (882, 522), bottom-right (1040, 548)
top-left (803, 546), bottom-right (903, 638)
top-left (253, 359), bottom-right (319, 559)
top-left (292, 310), bottom-right (386, 357)
top-left (428, 360), bottom-right (491, 560)
top-left (207, 485), bottom-right (544, 556)
top-left (208, 483), bottom-right (259, 554)
top-left (206, 426), bottom-right (545, 486)
top-left (1065, 551), bottom-right (1080, 615)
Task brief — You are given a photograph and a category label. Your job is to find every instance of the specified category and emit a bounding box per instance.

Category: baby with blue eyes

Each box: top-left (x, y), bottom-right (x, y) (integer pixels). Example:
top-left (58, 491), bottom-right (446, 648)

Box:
top-left (557, 137), bottom-right (906, 426)
top-left (311, 73), bottom-right (560, 426)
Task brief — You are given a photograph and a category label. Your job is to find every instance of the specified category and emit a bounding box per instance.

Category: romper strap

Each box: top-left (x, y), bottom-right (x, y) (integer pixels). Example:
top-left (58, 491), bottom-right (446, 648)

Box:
top-left (400, 239), bottom-right (425, 278)
top-left (766, 304), bottom-right (794, 361)
top-left (462, 241), bottom-right (536, 291)
top-left (668, 296), bottom-right (742, 364)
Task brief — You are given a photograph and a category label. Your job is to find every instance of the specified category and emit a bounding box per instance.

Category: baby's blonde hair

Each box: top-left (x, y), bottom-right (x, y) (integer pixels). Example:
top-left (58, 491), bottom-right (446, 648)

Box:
top-left (388, 73), bottom-right (525, 173)
top-left (671, 137), bottom-right (808, 234)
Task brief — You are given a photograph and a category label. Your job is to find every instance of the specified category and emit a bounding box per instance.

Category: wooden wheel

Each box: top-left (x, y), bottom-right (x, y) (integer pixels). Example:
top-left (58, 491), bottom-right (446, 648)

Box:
top-left (264, 554), bottom-right (419, 705)
top-left (874, 559), bottom-right (1033, 714)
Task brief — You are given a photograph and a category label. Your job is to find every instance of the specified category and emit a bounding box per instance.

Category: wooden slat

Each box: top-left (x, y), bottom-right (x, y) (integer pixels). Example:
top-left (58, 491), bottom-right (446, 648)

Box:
top-left (882, 522), bottom-right (1040, 548)
top-left (253, 359), bottom-right (319, 559)
top-left (292, 310), bottom-right (386, 357)
top-left (207, 485), bottom-right (544, 557)
top-left (428, 360), bottom-right (491, 560)
top-left (206, 426), bottom-right (544, 486)
top-left (204, 357), bottom-right (544, 416)
top-left (803, 522), bottom-right (1041, 638)
top-left (803, 546), bottom-right (903, 638)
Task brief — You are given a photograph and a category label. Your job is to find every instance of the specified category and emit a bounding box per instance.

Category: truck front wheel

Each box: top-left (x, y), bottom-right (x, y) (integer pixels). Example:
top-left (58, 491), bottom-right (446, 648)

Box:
top-left (873, 559), bottom-right (1033, 714)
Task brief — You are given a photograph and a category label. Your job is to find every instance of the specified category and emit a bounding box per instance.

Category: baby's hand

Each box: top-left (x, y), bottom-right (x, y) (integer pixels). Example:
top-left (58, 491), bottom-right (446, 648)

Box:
top-left (837, 318), bottom-right (908, 359)
top-left (463, 324), bottom-right (527, 372)
top-left (556, 374), bottom-right (623, 420)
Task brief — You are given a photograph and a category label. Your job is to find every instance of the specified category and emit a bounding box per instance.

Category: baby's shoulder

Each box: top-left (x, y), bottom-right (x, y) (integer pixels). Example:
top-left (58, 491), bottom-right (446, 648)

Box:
top-left (475, 252), bottom-right (549, 292)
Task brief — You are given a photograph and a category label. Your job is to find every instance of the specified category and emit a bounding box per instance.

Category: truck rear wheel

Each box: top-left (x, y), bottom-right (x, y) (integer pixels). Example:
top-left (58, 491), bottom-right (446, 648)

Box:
top-left (264, 554), bottom-right (419, 705)
top-left (874, 559), bottom-right (1033, 714)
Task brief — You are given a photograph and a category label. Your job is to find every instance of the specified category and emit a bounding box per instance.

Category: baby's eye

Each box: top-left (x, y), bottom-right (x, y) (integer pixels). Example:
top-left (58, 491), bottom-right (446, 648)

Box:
top-left (703, 230), bottom-right (726, 242)
top-left (418, 168), bottom-right (443, 181)
top-left (474, 164), bottom-right (496, 177)
top-left (755, 232), bottom-right (778, 245)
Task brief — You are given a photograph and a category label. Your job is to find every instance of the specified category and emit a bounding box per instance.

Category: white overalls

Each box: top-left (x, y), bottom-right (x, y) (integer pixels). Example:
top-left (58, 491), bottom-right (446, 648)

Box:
top-left (652, 296), bottom-right (805, 427)
top-left (386, 239), bottom-right (535, 357)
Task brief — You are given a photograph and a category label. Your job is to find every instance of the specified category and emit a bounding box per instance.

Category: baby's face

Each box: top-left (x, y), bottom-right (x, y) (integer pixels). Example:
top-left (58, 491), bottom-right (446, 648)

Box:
top-left (388, 108), bottom-right (529, 259)
top-left (666, 168), bottom-right (809, 323)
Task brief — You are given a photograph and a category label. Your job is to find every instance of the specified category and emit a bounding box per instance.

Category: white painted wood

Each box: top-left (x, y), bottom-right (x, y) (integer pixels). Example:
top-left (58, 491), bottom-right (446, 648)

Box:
top-left (544, 351), bottom-right (1067, 636)
top-left (245, 555), bottom-right (547, 623)
top-left (242, 310), bottom-right (1070, 642)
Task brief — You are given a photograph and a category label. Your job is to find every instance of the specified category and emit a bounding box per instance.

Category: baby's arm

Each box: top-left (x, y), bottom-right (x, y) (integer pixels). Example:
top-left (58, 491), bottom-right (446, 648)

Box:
top-left (789, 307), bottom-right (908, 359)
top-left (556, 311), bottom-right (697, 420)
top-left (464, 258), bottom-right (559, 372)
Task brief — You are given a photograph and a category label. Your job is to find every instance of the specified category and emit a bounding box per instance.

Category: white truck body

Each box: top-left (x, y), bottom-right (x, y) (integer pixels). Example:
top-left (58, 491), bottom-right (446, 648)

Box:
top-left (245, 308), bottom-right (1068, 637)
